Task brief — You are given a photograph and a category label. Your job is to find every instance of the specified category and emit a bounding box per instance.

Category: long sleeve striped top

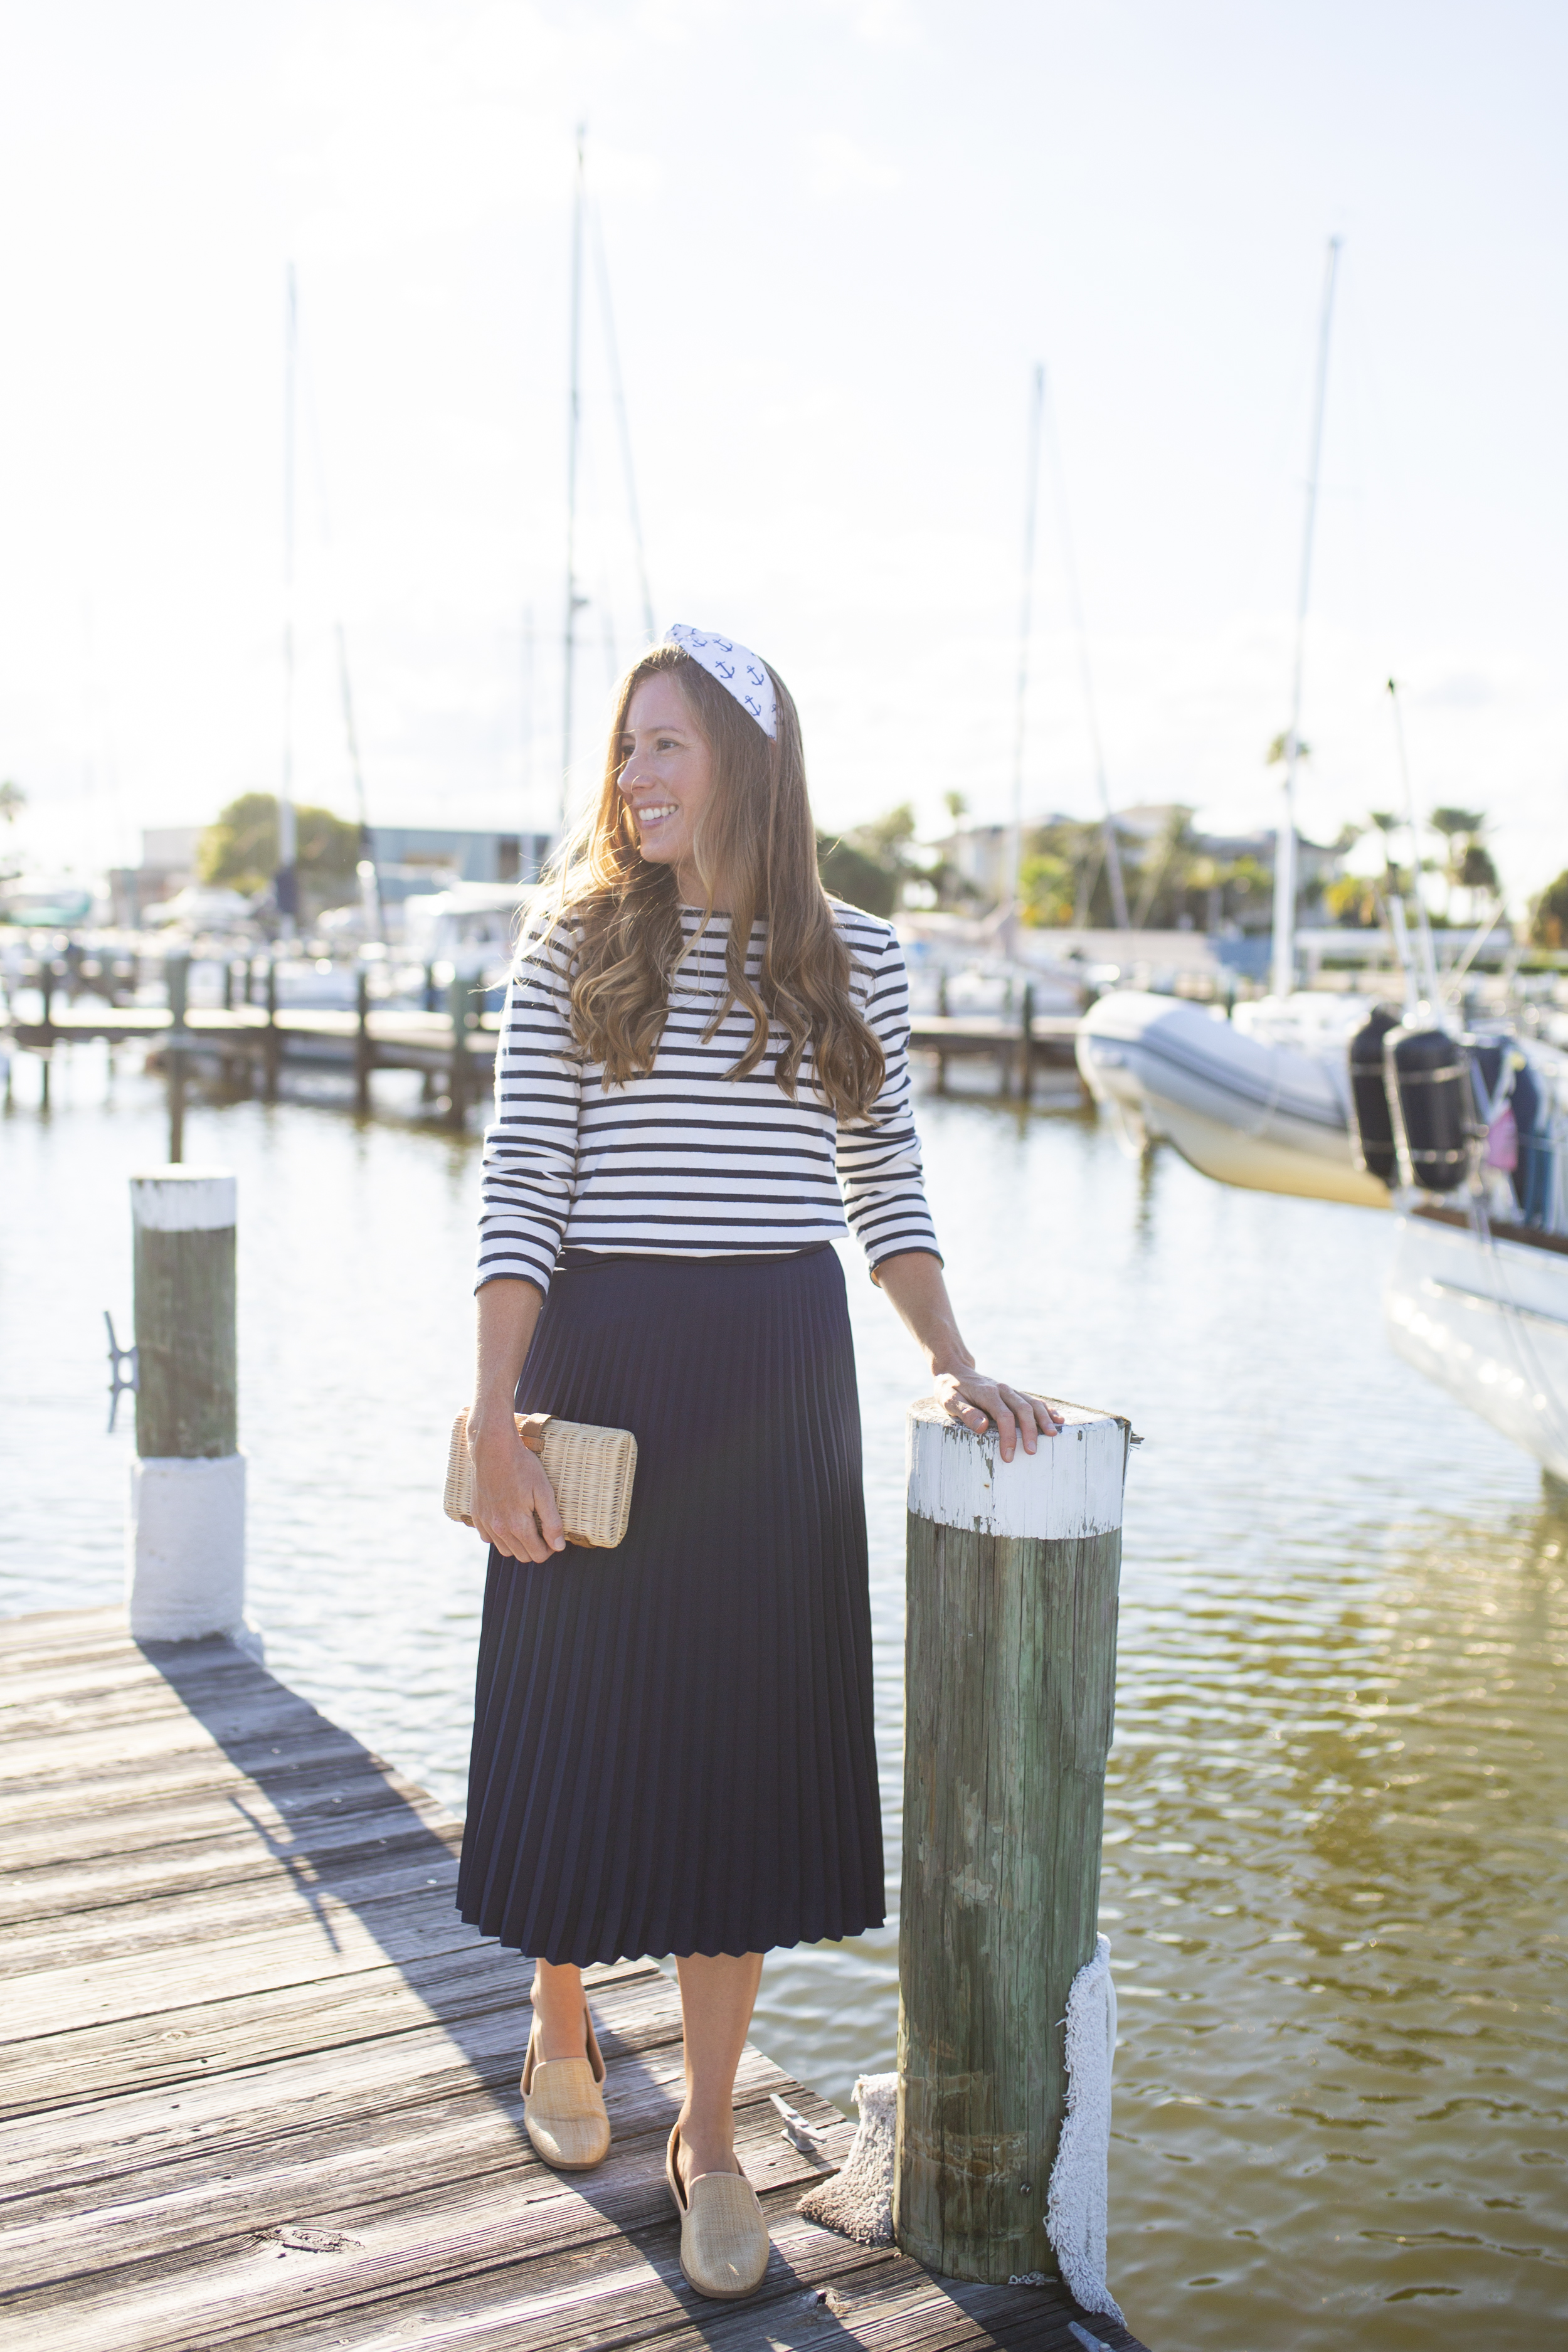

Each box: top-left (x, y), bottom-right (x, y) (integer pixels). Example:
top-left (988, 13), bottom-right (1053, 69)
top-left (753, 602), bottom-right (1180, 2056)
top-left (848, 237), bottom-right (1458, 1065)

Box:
top-left (475, 898), bottom-right (940, 1296)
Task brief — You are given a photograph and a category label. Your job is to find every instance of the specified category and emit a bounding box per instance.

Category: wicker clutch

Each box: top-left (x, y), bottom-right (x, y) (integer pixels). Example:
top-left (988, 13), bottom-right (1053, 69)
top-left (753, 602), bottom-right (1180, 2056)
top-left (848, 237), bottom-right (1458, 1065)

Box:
top-left (444, 1407), bottom-right (637, 1551)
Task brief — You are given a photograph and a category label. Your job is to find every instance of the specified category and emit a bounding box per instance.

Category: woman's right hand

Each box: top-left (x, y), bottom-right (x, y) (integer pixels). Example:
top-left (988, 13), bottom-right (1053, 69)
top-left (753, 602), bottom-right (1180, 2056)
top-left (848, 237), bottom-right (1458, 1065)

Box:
top-left (468, 1414), bottom-right (566, 1561)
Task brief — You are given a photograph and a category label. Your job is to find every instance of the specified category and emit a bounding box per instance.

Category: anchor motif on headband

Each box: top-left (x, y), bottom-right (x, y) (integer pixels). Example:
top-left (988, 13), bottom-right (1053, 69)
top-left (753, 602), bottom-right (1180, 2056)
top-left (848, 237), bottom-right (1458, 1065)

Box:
top-left (665, 623), bottom-right (778, 739)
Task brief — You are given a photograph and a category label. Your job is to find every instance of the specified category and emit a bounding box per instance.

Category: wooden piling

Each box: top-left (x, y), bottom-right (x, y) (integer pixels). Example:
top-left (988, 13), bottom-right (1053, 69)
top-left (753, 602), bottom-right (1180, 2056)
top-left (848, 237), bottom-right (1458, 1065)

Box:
top-left (896, 1395), bottom-right (1130, 2285)
top-left (354, 965), bottom-right (373, 1115)
top-left (447, 972), bottom-right (470, 1128)
top-left (1017, 979), bottom-right (1036, 1103)
top-left (263, 956), bottom-right (280, 1099)
top-left (164, 952), bottom-right (190, 1163)
top-left (132, 1171), bottom-right (236, 1460)
top-left (37, 961), bottom-right (53, 1110)
top-left (127, 1169), bottom-right (246, 1641)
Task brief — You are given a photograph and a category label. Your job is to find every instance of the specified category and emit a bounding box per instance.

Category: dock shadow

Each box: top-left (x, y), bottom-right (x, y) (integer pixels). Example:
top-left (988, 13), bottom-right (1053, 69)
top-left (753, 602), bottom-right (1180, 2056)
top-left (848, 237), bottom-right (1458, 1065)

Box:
top-left (140, 1632), bottom-right (1135, 2351)
top-left (135, 1634), bottom-right (677, 2212)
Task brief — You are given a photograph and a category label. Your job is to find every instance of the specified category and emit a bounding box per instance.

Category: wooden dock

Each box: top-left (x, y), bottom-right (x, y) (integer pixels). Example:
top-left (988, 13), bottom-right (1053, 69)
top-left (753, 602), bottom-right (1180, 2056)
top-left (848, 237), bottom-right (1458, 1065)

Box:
top-left (5, 1001), bottom-right (499, 1076)
top-left (6, 947), bottom-right (1089, 1124)
top-left (6, 993), bottom-right (497, 1129)
top-left (1, 1607), bottom-right (1146, 2352)
top-left (908, 1014), bottom-right (1084, 1100)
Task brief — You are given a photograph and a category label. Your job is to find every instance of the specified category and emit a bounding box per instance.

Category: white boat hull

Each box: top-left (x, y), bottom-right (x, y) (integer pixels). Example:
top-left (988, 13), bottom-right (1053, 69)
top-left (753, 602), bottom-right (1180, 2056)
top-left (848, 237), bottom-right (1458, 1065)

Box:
top-left (1385, 1210), bottom-right (1568, 1482)
top-left (1076, 990), bottom-right (1389, 1210)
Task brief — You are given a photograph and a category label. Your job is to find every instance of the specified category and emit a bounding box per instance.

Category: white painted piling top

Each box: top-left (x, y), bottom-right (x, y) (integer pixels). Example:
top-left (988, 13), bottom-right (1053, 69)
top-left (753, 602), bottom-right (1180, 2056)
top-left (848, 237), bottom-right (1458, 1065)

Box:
top-left (906, 1395), bottom-right (1129, 1541)
top-left (130, 1170), bottom-right (237, 1231)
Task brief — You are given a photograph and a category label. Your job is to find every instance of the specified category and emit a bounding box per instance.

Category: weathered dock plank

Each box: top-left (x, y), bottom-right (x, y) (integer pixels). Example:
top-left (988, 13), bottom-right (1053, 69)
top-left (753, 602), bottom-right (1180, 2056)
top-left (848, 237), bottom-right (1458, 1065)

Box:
top-left (0, 1609), bottom-right (1146, 2352)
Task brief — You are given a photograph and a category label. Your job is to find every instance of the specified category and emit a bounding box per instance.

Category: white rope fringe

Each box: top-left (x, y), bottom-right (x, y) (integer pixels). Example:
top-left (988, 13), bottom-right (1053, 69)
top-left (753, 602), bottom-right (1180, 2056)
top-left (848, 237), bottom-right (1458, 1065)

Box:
top-left (800, 1942), bottom-right (1121, 2321)
top-left (796, 2072), bottom-right (896, 2246)
top-left (1046, 1933), bottom-right (1123, 2322)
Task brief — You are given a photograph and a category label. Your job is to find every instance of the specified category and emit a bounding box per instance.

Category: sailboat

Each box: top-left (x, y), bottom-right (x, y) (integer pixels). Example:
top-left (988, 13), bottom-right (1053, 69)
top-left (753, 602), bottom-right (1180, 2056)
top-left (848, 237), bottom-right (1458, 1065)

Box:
top-left (1384, 1162), bottom-right (1568, 1480)
top-left (1076, 240), bottom-right (1390, 1210)
top-left (1345, 976), bottom-right (1568, 1480)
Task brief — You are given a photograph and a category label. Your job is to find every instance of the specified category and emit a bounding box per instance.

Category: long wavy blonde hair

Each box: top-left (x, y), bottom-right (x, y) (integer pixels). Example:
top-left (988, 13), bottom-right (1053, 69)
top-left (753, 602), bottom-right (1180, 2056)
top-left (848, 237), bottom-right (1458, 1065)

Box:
top-left (543, 642), bottom-right (885, 1120)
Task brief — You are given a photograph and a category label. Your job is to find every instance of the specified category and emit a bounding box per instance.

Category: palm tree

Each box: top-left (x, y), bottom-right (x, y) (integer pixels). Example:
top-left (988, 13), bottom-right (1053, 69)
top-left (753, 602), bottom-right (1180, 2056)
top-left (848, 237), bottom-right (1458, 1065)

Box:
top-left (1429, 807), bottom-right (1486, 919)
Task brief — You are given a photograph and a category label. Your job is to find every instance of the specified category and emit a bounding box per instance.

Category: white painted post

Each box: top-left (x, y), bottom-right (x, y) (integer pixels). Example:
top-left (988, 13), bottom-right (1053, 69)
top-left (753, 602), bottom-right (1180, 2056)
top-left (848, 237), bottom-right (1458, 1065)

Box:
top-left (897, 1394), bottom-right (1130, 2290)
top-left (126, 1170), bottom-right (248, 1644)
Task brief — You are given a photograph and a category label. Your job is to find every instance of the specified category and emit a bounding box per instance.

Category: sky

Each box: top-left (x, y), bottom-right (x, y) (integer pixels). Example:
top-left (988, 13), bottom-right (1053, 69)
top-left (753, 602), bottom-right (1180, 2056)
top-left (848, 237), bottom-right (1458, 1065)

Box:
top-left (2, 0), bottom-right (1565, 909)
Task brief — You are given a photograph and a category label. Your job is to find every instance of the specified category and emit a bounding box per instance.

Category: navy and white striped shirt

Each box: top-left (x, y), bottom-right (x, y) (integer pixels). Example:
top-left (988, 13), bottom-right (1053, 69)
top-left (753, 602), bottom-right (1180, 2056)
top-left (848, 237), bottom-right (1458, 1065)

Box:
top-left (476, 899), bottom-right (940, 1295)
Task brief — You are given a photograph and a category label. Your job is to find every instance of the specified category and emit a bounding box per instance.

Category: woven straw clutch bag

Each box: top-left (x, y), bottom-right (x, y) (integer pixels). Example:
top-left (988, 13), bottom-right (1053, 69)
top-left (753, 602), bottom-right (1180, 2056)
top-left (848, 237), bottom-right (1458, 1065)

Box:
top-left (444, 1407), bottom-right (637, 1550)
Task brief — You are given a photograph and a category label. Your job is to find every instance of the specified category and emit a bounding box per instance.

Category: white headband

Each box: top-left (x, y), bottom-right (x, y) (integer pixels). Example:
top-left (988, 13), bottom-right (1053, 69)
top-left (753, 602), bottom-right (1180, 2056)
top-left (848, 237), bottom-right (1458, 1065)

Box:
top-left (665, 623), bottom-right (778, 740)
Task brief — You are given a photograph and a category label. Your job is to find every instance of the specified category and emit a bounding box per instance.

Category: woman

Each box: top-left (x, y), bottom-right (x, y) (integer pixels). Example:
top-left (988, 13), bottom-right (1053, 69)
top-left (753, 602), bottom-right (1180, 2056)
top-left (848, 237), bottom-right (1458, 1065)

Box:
top-left (458, 623), bottom-right (1057, 2301)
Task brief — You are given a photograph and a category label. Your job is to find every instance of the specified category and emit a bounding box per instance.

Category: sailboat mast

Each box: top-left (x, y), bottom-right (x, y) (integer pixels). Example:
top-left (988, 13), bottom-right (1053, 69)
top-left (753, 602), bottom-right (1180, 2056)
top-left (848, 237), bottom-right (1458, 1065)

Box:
top-left (559, 128), bottom-right (586, 840)
top-left (1270, 236), bottom-right (1341, 1002)
top-left (1041, 369), bottom-right (1129, 930)
top-left (278, 262), bottom-right (299, 938)
top-left (1005, 365), bottom-right (1045, 946)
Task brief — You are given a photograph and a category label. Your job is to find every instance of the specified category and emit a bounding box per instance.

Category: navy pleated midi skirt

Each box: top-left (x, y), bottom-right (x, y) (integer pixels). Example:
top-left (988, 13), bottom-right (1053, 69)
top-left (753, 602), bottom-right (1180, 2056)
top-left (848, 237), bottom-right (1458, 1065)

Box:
top-left (455, 1244), bottom-right (886, 1964)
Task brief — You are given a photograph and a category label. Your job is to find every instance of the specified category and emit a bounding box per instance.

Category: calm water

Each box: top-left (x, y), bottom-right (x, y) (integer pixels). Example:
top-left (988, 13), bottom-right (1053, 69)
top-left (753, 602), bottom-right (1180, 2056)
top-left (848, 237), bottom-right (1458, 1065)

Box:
top-left (3, 1041), bottom-right (1564, 2350)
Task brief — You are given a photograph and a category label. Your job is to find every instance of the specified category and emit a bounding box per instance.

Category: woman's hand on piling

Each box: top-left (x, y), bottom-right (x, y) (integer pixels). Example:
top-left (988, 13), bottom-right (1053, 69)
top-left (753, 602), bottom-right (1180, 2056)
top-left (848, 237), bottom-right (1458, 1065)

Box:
top-left (467, 1416), bottom-right (566, 1561)
top-left (933, 1370), bottom-right (1061, 1461)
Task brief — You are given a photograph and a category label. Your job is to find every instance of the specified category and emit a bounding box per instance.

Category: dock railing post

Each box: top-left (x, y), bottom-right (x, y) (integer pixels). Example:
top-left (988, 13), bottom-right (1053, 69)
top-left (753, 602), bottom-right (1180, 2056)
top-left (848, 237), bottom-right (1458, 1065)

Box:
top-left (1017, 978), bottom-right (1036, 1104)
top-left (127, 1170), bottom-right (246, 1644)
top-left (896, 1394), bottom-right (1130, 2285)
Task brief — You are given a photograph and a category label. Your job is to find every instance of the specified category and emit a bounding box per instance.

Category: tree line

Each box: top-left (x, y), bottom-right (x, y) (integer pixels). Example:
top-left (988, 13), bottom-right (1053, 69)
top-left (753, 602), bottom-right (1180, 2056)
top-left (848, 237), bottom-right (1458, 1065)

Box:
top-left (816, 797), bottom-right (1537, 935)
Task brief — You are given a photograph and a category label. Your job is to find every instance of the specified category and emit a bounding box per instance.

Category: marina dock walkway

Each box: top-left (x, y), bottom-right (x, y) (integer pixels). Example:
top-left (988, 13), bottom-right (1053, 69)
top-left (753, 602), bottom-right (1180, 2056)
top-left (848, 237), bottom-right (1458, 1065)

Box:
top-left (1, 1607), bottom-right (1145, 2352)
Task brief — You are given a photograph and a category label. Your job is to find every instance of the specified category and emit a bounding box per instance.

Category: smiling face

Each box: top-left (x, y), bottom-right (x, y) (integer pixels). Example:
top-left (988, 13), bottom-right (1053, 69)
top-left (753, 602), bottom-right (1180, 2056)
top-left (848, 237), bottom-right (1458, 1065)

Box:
top-left (617, 672), bottom-right (717, 903)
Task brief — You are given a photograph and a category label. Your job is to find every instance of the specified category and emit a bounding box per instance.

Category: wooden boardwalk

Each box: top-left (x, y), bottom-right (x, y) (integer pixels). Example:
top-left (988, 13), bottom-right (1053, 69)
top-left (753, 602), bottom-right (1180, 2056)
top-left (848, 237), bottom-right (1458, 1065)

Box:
top-left (0, 1608), bottom-right (1146, 2352)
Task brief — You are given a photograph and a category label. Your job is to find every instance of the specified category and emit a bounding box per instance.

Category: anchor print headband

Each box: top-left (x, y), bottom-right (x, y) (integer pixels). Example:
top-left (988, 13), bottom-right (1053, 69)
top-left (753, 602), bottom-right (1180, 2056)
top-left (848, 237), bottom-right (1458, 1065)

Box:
top-left (665, 623), bottom-right (778, 740)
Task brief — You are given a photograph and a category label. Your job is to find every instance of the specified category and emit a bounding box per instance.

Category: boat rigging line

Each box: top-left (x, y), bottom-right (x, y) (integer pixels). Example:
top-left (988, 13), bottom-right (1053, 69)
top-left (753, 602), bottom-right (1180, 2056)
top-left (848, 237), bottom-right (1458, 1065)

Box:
top-left (1385, 676), bottom-right (1442, 1009)
top-left (1004, 363), bottom-right (1045, 950)
top-left (278, 262), bottom-right (299, 938)
top-left (299, 297), bottom-right (384, 940)
top-left (1040, 368), bottom-right (1130, 930)
top-left (560, 125), bottom-right (588, 838)
top-left (1270, 235), bottom-right (1341, 1004)
top-left (591, 201), bottom-right (656, 646)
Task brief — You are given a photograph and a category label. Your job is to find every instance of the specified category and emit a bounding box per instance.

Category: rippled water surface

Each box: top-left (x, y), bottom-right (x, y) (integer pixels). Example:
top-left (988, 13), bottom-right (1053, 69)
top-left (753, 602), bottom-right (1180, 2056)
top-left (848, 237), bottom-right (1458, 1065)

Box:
top-left (3, 1044), bottom-right (1564, 2350)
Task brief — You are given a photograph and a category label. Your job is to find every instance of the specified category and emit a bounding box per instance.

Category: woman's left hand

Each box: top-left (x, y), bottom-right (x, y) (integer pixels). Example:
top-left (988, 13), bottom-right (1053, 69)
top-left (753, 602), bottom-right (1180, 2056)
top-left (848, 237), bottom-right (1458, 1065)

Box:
top-left (933, 1370), bottom-right (1062, 1461)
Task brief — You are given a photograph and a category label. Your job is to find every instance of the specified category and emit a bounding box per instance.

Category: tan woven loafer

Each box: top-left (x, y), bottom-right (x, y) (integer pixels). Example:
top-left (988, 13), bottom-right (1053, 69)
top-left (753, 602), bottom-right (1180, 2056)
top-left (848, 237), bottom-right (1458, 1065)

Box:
top-left (520, 2005), bottom-right (611, 2171)
top-left (665, 2123), bottom-right (771, 2301)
